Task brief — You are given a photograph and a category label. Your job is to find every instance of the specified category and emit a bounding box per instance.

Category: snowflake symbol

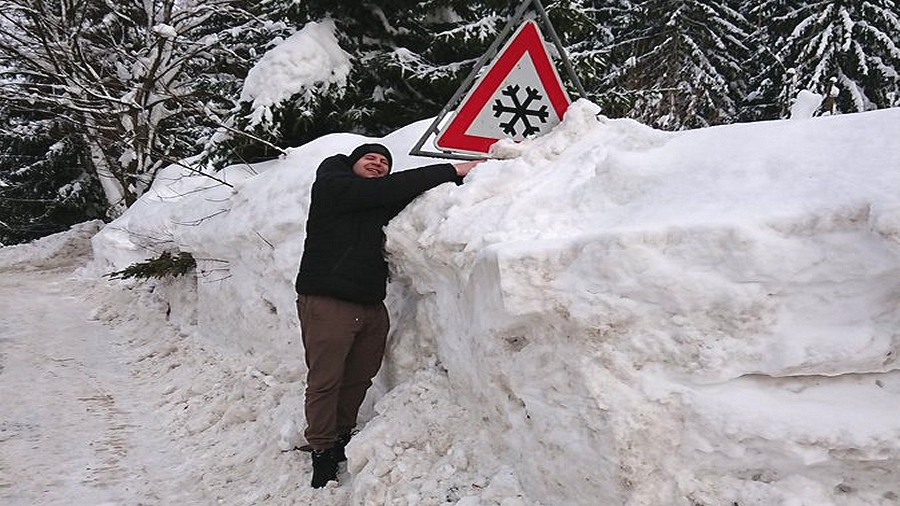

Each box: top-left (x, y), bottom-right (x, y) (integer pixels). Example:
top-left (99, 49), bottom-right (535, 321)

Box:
top-left (491, 84), bottom-right (550, 137)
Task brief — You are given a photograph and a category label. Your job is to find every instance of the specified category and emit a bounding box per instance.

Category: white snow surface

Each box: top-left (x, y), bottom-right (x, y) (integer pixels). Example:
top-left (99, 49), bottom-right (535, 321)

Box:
top-left (3, 100), bottom-right (899, 505)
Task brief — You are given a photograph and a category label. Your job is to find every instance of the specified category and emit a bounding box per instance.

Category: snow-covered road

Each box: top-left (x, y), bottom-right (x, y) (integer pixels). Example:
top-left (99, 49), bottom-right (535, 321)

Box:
top-left (0, 269), bottom-right (210, 505)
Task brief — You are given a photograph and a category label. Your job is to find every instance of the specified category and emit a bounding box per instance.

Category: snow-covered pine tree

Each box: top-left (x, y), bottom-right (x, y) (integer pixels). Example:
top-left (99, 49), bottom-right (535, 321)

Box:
top-left (594, 0), bottom-right (755, 129)
top-left (0, 102), bottom-right (104, 245)
top-left (739, 0), bottom-right (797, 120)
top-left (749, 0), bottom-right (900, 116)
top-left (542, 0), bottom-right (613, 97)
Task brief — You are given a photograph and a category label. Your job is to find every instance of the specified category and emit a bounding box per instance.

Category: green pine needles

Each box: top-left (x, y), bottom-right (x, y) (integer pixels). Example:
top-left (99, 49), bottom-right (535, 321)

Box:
top-left (108, 251), bottom-right (196, 281)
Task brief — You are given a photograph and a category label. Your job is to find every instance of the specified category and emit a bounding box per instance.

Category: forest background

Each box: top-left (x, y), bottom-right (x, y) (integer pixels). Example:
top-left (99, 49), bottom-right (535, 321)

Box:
top-left (1, 0), bottom-right (899, 246)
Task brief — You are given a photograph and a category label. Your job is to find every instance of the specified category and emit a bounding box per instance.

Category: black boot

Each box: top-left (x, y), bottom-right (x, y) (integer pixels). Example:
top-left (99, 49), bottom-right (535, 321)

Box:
top-left (333, 431), bottom-right (355, 463)
top-left (310, 447), bottom-right (338, 488)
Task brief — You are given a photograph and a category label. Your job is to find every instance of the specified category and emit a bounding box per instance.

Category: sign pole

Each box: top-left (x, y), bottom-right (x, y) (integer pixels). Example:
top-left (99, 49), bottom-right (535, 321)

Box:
top-left (530, 0), bottom-right (587, 98)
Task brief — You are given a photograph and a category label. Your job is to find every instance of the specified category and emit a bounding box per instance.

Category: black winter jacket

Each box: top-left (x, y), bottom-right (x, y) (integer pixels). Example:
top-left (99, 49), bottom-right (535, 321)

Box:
top-left (295, 154), bottom-right (462, 304)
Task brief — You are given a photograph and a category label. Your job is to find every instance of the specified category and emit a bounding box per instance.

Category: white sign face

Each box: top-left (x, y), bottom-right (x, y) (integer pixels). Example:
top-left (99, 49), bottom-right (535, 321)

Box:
top-left (462, 54), bottom-right (555, 141)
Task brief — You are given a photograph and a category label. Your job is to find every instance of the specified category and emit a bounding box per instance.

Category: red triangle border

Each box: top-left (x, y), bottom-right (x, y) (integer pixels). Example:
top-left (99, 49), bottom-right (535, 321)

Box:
top-left (435, 20), bottom-right (572, 155)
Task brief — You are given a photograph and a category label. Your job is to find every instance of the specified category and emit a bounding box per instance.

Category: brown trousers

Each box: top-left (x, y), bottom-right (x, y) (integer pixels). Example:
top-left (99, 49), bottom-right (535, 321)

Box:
top-left (297, 294), bottom-right (390, 450)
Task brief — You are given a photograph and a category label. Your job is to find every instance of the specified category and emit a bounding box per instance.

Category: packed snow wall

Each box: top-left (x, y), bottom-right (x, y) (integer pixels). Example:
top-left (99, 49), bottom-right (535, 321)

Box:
top-left (374, 103), bottom-right (900, 505)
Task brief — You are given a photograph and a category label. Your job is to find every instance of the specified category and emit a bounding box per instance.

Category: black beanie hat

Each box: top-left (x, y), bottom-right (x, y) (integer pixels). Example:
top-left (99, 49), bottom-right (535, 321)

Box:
top-left (348, 143), bottom-right (392, 169)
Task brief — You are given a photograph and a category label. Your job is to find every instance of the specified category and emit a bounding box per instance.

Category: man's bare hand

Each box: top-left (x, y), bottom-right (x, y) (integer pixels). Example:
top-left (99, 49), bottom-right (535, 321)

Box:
top-left (454, 159), bottom-right (485, 177)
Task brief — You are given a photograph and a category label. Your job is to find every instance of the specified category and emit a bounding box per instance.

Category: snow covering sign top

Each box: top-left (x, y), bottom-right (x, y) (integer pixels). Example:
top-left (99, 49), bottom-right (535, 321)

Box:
top-left (434, 20), bottom-right (571, 156)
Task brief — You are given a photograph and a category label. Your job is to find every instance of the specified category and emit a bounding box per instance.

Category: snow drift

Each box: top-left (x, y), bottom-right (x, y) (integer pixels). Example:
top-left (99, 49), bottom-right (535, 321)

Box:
top-left (86, 100), bottom-right (900, 505)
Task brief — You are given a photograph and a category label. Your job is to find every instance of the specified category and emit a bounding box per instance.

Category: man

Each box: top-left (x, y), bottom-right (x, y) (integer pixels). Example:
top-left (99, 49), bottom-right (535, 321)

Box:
top-left (295, 143), bottom-right (481, 488)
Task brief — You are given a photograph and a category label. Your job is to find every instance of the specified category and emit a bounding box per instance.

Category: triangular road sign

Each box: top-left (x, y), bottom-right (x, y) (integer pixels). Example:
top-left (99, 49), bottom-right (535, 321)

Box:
top-left (434, 20), bottom-right (571, 156)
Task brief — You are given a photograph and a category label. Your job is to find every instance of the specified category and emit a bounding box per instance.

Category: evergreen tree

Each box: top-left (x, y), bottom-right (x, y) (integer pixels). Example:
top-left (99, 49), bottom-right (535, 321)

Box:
top-left (739, 0), bottom-right (797, 120)
top-left (594, 0), bottom-right (755, 129)
top-left (543, 0), bottom-right (614, 96)
top-left (747, 0), bottom-right (900, 117)
top-left (0, 100), bottom-right (104, 245)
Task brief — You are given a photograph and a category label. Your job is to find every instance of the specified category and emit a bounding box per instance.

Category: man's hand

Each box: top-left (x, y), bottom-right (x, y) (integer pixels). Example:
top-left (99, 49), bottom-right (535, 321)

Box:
top-left (454, 159), bottom-right (485, 177)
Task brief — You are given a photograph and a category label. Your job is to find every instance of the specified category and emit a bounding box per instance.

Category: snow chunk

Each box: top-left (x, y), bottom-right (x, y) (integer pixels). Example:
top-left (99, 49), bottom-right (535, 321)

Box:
top-left (790, 89), bottom-right (824, 119)
top-left (240, 20), bottom-right (351, 113)
top-left (152, 24), bottom-right (177, 39)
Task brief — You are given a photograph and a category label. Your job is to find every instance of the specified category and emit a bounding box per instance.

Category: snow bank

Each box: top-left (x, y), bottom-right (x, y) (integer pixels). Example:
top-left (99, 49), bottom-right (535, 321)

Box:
top-left (0, 220), bottom-right (104, 272)
top-left (86, 101), bottom-right (900, 505)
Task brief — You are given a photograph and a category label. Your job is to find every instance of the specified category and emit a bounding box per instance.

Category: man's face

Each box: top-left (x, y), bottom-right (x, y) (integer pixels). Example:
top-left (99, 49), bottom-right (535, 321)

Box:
top-left (352, 153), bottom-right (390, 178)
